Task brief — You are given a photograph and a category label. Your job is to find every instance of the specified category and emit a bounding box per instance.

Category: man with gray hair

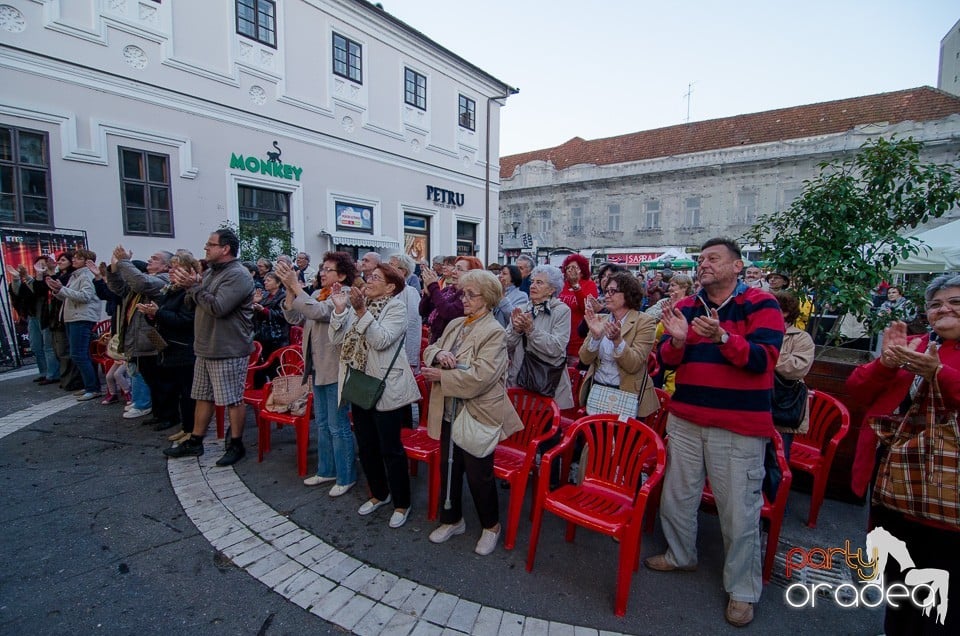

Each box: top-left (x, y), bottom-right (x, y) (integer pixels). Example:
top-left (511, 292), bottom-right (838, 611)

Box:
top-left (390, 253), bottom-right (421, 293)
top-left (359, 252), bottom-right (380, 280)
top-left (516, 254), bottom-right (535, 294)
top-left (294, 251), bottom-right (316, 287)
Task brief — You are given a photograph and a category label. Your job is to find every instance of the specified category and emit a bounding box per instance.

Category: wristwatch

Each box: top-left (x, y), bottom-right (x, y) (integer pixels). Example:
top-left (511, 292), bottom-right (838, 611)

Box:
top-left (718, 330), bottom-right (729, 345)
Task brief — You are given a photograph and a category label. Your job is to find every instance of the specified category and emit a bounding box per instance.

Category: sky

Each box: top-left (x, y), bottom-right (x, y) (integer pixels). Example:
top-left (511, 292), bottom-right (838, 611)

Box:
top-left (383, 1), bottom-right (960, 157)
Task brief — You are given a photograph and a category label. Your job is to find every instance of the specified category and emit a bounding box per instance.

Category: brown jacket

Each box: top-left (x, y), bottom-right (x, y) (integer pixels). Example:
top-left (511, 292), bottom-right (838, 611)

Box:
top-left (775, 325), bottom-right (816, 435)
top-left (578, 309), bottom-right (659, 418)
top-left (423, 312), bottom-right (523, 442)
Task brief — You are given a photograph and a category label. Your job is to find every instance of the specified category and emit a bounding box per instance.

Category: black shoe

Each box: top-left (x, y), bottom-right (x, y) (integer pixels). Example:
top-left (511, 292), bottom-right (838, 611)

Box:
top-left (152, 419), bottom-right (178, 432)
top-left (216, 439), bottom-right (246, 466)
top-left (143, 417), bottom-right (164, 426)
top-left (163, 436), bottom-right (204, 458)
top-left (33, 376), bottom-right (45, 383)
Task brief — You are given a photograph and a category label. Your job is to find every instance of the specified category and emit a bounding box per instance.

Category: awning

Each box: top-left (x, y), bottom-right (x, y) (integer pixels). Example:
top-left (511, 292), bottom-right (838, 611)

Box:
top-left (325, 232), bottom-right (400, 250)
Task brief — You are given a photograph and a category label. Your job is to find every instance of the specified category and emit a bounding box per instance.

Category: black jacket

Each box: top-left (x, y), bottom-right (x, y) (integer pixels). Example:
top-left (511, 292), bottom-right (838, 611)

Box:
top-left (149, 286), bottom-right (196, 367)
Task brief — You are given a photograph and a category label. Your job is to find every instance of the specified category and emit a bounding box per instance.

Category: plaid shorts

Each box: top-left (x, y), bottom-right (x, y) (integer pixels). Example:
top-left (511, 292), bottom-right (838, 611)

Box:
top-left (191, 355), bottom-right (248, 406)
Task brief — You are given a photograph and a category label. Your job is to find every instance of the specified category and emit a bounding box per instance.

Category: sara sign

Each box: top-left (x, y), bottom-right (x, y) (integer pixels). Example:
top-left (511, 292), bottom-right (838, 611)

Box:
top-left (426, 185), bottom-right (464, 208)
top-left (606, 252), bottom-right (661, 264)
top-left (230, 141), bottom-right (302, 181)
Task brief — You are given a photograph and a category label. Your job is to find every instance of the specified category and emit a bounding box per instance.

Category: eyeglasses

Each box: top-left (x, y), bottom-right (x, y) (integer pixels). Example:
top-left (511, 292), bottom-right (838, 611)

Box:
top-left (204, 242), bottom-right (224, 248)
top-left (366, 274), bottom-right (385, 282)
top-left (925, 297), bottom-right (960, 312)
top-left (321, 268), bottom-right (338, 273)
top-left (462, 290), bottom-right (481, 299)
top-left (603, 287), bottom-right (622, 296)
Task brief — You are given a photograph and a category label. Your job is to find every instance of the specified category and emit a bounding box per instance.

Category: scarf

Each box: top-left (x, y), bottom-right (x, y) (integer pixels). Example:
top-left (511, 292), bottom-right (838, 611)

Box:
top-left (340, 295), bottom-right (391, 371)
top-left (531, 301), bottom-right (550, 317)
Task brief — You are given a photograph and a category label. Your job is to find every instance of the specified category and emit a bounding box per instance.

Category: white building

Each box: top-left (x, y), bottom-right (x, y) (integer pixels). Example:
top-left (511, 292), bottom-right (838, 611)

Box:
top-left (499, 87), bottom-right (960, 266)
top-left (0, 0), bottom-right (516, 266)
top-left (940, 17), bottom-right (960, 97)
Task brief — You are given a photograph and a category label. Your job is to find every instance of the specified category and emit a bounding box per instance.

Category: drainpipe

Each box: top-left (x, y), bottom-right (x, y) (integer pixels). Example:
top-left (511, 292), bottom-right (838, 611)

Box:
top-left (485, 87), bottom-right (519, 264)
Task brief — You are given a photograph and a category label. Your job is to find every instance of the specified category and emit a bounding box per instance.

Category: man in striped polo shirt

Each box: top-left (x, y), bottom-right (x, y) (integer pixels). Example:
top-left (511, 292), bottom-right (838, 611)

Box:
top-left (645, 238), bottom-right (784, 628)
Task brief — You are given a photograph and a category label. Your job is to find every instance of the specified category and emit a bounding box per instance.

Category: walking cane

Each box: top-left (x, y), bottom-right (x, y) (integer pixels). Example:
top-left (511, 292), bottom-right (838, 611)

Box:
top-left (443, 398), bottom-right (458, 510)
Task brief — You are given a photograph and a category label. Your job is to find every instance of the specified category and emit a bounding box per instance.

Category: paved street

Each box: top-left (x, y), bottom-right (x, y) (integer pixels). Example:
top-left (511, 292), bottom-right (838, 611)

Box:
top-left (0, 366), bottom-right (884, 635)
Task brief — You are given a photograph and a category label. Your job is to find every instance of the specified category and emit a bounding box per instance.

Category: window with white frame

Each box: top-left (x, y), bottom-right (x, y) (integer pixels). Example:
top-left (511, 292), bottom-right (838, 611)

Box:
top-left (332, 32), bottom-right (362, 83)
top-left (644, 199), bottom-right (660, 229)
top-left (539, 214), bottom-right (553, 234)
top-left (685, 196), bottom-right (701, 227)
top-left (119, 147), bottom-right (172, 236)
top-left (236, 0), bottom-right (276, 48)
top-left (607, 204), bottom-right (621, 232)
top-left (0, 126), bottom-right (52, 227)
top-left (738, 189), bottom-right (758, 223)
top-left (239, 185), bottom-right (289, 229)
top-left (458, 95), bottom-right (476, 130)
top-left (782, 187), bottom-right (802, 210)
top-left (404, 68), bottom-right (427, 110)
top-left (570, 206), bottom-right (583, 233)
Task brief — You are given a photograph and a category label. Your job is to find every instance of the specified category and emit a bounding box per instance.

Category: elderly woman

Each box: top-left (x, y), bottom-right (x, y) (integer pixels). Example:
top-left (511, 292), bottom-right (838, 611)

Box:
top-left (252, 272), bottom-right (289, 360)
top-left (278, 252), bottom-right (359, 495)
top-left (47, 248), bottom-right (103, 401)
top-left (505, 265), bottom-right (575, 410)
top-left (579, 271), bottom-right (659, 418)
top-left (331, 263), bottom-right (420, 528)
top-left (422, 270), bottom-right (523, 555)
top-left (420, 255), bottom-right (483, 343)
top-left (846, 274), bottom-right (960, 636)
top-left (763, 290), bottom-right (815, 500)
top-left (253, 258), bottom-right (272, 290)
top-left (389, 253), bottom-right (424, 373)
top-left (646, 273), bottom-right (695, 321)
top-left (558, 254), bottom-right (599, 364)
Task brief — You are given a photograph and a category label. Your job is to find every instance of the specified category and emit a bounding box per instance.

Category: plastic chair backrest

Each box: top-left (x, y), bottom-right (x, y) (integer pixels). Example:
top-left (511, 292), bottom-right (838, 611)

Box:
top-left (575, 415), bottom-right (666, 495)
top-left (274, 345), bottom-right (304, 377)
top-left (644, 388), bottom-right (671, 438)
top-left (503, 388), bottom-right (559, 450)
top-left (288, 325), bottom-right (303, 346)
top-left (802, 390), bottom-right (851, 454)
top-left (415, 374), bottom-right (432, 428)
top-left (765, 430), bottom-right (793, 508)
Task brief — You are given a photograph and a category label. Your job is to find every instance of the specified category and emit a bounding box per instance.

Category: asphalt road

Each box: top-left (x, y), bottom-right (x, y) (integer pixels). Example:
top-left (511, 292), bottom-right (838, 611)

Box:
top-left (0, 368), bottom-right (884, 635)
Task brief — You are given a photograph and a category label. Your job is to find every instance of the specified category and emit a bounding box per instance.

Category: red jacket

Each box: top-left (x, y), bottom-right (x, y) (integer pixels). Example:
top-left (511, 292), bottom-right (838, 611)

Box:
top-left (557, 279), bottom-right (598, 357)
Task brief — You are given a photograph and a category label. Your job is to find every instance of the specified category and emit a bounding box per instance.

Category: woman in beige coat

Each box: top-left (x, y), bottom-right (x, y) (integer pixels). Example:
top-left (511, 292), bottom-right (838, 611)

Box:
top-left (421, 270), bottom-right (523, 556)
top-left (764, 290), bottom-right (815, 499)
top-left (579, 271), bottom-right (659, 418)
top-left (330, 263), bottom-right (420, 528)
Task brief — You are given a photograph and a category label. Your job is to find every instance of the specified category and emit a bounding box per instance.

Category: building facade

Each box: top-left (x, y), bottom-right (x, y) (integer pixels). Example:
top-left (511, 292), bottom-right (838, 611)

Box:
top-left (0, 0), bottom-right (515, 265)
top-left (499, 88), bottom-right (960, 267)
top-left (940, 18), bottom-right (960, 97)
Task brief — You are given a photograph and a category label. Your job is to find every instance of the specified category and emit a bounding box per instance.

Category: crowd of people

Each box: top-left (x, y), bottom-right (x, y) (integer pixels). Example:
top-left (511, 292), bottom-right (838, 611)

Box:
top-left (7, 232), bottom-right (957, 632)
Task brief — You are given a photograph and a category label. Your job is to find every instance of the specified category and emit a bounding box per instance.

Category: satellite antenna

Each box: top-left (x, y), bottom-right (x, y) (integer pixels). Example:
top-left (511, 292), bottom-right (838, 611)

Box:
top-left (683, 81), bottom-right (696, 123)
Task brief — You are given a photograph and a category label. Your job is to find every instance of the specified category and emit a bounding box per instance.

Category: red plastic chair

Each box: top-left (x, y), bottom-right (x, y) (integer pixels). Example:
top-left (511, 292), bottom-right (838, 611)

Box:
top-left (641, 388), bottom-right (670, 534)
top-left (257, 381), bottom-right (313, 476)
top-left (526, 414), bottom-right (667, 616)
top-left (495, 389), bottom-right (560, 550)
top-left (400, 375), bottom-right (441, 520)
top-left (89, 332), bottom-right (115, 379)
top-left (215, 341), bottom-right (263, 438)
top-left (558, 366), bottom-right (586, 433)
top-left (700, 430), bottom-right (792, 584)
top-left (288, 325), bottom-right (303, 346)
top-left (788, 390), bottom-right (850, 528)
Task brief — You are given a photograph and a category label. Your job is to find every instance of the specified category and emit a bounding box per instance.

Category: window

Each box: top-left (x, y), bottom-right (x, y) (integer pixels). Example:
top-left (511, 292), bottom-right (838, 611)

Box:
top-left (644, 199), bottom-right (660, 229)
top-left (456, 220), bottom-right (477, 256)
top-left (0, 127), bottom-right (52, 227)
top-left (120, 148), bottom-right (172, 236)
top-left (334, 200), bottom-right (371, 233)
top-left (332, 32), bottom-right (362, 83)
top-left (607, 204), bottom-right (621, 232)
top-left (685, 196), bottom-right (701, 227)
top-left (239, 185), bottom-right (289, 229)
top-left (782, 187), bottom-right (802, 211)
top-left (539, 215), bottom-right (553, 234)
top-left (458, 95), bottom-right (475, 130)
top-left (404, 68), bottom-right (427, 110)
top-left (570, 206), bottom-right (583, 233)
top-left (236, 0), bottom-right (276, 48)
top-left (737, 189), bottom-right (758, 223)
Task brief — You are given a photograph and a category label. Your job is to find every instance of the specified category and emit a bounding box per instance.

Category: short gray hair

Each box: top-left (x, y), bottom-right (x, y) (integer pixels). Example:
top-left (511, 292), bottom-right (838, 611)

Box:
top-left (391, 253), bottom-right (416, 276)
top-left (925, 273), bottom-right (960, 301)
top-left (531, 264), bottom-right (563, 296)
top-left (516, 254), bottom-right (535, 269)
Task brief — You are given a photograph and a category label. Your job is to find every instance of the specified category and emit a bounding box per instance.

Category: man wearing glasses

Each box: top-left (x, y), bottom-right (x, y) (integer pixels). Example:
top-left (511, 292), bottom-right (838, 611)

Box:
top-left (164, 228), bottom-right (255, 466)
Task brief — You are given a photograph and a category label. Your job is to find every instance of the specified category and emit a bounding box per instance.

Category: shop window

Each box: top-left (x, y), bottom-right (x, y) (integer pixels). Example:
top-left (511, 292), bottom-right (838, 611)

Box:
top-left (458, 95), bottom-right (475, 130)
top-left (333, 32), bottom-right (362, 83)
top-left (120, 147), bottom-right (172, 236)
top-left (404, 213), bottom-right (429, 262)
top-left (236, 0), bottom-right (276, 48)
top-left (0, 126), bottom-right (52, 227)
top-left (335, 200), bottom-right (373, 234)
top-left (238, 185), bottom-right (289, 240)
top-left (456, 220), bottom-right (477, 256)
top-left (404, 68), bottom-right (427, 110)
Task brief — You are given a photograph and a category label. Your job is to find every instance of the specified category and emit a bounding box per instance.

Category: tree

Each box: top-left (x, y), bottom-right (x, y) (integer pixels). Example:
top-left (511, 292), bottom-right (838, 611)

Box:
top-left (743, 136), bottom-right (960, 343)
top-left (219, 220), bottom-right (293, 262)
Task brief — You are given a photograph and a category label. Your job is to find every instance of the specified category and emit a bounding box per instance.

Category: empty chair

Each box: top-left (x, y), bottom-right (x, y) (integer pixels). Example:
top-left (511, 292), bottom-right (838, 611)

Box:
top-left (788, 390), bottom-right (851, 528)
top-left (526, 414), bottom-right (666, 616)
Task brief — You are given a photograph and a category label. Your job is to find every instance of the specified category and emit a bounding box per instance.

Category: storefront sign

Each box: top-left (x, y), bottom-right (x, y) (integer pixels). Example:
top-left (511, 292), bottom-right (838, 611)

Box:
top-left (230, 151), bottom-right (303, 181)
top-left (335, 201), bottom-right (373, 233)
top-left (426, 185), bottom-right (464, 208)
top-left (605, 252), bottom-right (661, 265)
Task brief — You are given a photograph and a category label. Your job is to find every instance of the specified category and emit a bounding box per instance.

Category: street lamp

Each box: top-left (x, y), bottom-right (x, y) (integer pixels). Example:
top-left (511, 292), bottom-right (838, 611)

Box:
top-left (512, 221), bottom-right (521, 237)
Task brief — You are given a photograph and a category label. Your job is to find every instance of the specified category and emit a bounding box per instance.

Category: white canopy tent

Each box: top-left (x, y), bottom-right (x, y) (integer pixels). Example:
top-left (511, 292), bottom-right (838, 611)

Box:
top-left (893, 219), bottom-right (960, 274)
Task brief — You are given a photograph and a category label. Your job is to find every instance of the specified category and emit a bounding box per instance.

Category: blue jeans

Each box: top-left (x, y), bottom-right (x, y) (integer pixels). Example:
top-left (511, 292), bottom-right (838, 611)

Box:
top-left (42, 326), bottom-right (60, 380)
top-left (313, 383), bottom-right (356, 486)
top-left (127, 360), bottom-right (152, 409)
top-left (66, 321), bottom-right (99, 393)
top-left (28, 316), bottom-right (47, 376)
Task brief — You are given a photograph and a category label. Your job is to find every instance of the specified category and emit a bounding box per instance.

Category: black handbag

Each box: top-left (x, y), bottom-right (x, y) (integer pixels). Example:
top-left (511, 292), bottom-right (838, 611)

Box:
top-left (516, 335), bottom-right (565, 396)
top-left (340, 337), bottom-right (405, 410)
top-left (771, 372), bottom-right (808, 429)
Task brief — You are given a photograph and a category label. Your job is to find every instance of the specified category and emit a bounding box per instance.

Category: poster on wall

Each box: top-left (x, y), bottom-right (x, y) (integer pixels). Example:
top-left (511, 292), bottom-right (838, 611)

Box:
top-left (405, 235), bottom-right (427, 262)
top-left (335, 201), bottom-right (373, 233)
top-left (0, 228), bottom-right (88, 369)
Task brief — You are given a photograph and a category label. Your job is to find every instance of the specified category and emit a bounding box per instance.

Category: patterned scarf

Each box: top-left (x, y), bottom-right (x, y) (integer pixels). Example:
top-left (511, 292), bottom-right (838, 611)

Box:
top-left (531, 301), bottom-right (550, 317)
top-left (340, 296), bottom-right (391, 371)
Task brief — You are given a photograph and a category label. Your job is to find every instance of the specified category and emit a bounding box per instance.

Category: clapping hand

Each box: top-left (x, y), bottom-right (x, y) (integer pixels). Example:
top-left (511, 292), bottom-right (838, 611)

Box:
top-left (879, 321), bottom-right (909, 369)
top-left (332, 286), bottom-right (349, 312)
top-left (274, 261), bottom-right (299, 289)
top-left (136, 301), bottom-right (158, 317)
top-left (661, 301), bottom-right (689, 346)
top-left (169, 265), bottom-right (199, 289)
top-left (584, 303), bottom-right (606, 339)
top-left (420, 265), bottom-right (438, 287)
top-left (112, 244), bottom-right (132, 264)
top-left (511, 306), bottom-right (532, 335)
top-left (46, 277), bottom-right (63, 292)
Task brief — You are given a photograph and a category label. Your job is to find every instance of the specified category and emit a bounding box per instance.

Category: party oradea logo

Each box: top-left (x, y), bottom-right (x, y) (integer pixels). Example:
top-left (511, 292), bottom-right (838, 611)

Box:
top-left (783, 526), bottom-right (948, 625)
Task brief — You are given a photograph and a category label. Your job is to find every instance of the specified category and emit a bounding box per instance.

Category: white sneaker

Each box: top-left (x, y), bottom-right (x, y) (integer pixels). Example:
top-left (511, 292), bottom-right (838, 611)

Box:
top-left (357, 495), bottom-right (391, 516)
top-left (474, 525), bottom-right (501, 556)
top-left (123, 403), bottom-right (135, 412)
top-left (429, 519), bottom-right (466, 544)
top-left (122, 406), bottom-right (152, 419)
top-left (388, 508), bottom-right (410, 529)
top-left (303, 475), bottom-right (336, 486)
top-left (329, 482), bottom-right (355, 497)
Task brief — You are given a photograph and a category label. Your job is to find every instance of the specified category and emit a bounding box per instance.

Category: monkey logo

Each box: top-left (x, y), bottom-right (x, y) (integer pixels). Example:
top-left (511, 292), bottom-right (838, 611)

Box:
top-left (266, 140), bottom-right (282, 164)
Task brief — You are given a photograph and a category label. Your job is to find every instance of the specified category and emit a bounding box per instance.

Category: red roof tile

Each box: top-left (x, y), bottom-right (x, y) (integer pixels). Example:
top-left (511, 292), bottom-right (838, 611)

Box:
top-left (500, 87), bottom-right (960, 179)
